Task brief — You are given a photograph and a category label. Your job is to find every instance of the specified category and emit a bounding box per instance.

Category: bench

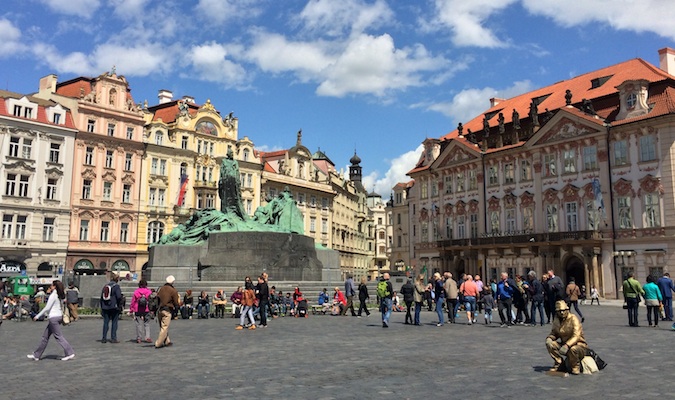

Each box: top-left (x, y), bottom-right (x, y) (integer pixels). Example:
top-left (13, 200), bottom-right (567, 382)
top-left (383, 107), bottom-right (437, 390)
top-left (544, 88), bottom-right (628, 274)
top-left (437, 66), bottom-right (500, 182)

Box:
top-left (311, 304), bottom-right (327, 315)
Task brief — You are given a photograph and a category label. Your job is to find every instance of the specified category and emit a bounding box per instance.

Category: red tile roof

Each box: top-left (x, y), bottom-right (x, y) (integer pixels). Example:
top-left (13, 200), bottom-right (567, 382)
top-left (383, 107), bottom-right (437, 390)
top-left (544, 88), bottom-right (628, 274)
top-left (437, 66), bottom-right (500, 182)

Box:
top-left (0, 92), bottom-right (77, 129)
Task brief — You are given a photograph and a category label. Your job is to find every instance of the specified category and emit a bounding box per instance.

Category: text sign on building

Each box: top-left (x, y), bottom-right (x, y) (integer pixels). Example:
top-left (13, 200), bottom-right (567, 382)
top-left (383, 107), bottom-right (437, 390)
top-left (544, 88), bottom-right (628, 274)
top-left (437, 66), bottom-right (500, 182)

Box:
top-left (0, 260), bottom-right (25, 276)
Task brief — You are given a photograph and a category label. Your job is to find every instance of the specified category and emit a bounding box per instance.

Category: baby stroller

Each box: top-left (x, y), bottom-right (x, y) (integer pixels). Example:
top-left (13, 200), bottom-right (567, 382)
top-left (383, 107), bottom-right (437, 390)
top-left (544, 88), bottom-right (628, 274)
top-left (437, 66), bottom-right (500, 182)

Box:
top-left (296, 299), bottom-right (308, 318)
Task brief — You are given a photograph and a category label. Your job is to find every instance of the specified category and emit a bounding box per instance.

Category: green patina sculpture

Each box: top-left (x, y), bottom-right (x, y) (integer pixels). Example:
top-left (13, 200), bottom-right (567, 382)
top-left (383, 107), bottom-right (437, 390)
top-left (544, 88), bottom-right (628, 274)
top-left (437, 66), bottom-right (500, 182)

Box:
top-left (152, 153), bottom-right (304, 246)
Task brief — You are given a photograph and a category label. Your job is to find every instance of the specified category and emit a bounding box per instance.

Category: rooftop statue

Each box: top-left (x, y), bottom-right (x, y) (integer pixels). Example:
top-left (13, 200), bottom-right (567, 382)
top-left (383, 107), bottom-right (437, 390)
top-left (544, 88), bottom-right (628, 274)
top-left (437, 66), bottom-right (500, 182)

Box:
top-left (152, 154), bottom-right (304, 247)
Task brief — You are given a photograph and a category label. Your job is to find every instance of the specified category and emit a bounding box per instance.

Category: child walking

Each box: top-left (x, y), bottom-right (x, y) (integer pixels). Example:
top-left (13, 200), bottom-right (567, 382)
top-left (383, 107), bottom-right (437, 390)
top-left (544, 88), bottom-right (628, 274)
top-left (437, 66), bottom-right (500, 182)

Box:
top-left (481, 287), bottom-right (496, 324)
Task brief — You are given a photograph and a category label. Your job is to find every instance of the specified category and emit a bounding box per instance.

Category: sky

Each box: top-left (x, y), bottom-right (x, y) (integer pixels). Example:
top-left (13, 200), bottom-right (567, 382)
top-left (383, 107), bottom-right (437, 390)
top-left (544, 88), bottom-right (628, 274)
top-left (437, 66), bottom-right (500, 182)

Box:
top-left (1, 0), bottom-right (675, 197)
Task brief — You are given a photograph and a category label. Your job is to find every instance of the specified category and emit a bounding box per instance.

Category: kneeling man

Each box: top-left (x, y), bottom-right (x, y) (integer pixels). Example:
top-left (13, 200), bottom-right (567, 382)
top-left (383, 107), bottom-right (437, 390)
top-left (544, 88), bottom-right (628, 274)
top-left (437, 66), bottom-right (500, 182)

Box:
top-left (545, 300), bottom-right (587, 374)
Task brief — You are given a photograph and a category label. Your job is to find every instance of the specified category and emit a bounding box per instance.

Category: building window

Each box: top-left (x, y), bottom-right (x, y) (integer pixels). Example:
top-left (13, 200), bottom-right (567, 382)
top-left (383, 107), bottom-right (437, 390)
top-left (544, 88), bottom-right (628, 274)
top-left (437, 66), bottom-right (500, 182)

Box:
top-left (322, 197), bottom-right (328, 209)
top-left (87, 119), bottom-right (95, 132)
top-left (155, 131), bottom-right (163, 145)
top-left (105, 150), bottom-right (114, 168)
top-left (12, 105), bottom-right (22, 117)
top-left (565, 202), bottom-right (578, 231)
top-left (488, 166), bottom-right (499, 186)
top-left (18, 175), bottom-right (29, 197)
top-left (614, 140), bottom-right (628, 165)
top-left (443, 175), bottom-right (453, 194)
top-left (15, 215), bottom-right (26, 239)
top-left (120, 222), bottom-right (129, 243)
top-left (582, 146), bottom-right (597, 170)
top-left (82, 180), bottom-right (92, 199)
top-left (505, 209), bottom-right (516, 233)
top-left (298, 193), bottom-right (305, 204)
top-left (310, 217), bottom-right (316, 232)
top-left (618, 196), bottom-right (632, 229)
top-left (504, 163), bottom-right (515, 184)
top-left (149, 188), bottom-right (156, 205)
top-left (457, 216), bottom-right (465, 239)
top-left (543, 153), bottom-right (557, 177)
top-left (640, 135), bottom-right (656, 162)
top-left (243, 149), bottom-right (250, 161)
top-left (103, 182), bottom-right (112, 201)
top-left (456, 172), bottom-right (464, 192)
top-left (430, 179), bottom-right (438, 197)
top-left (151, 158), bottom-right (158, 175)
top-left (246, 199), bottom-right (252, 214)
top-left (421, 222), bottom-right (428, 242)
top-left (8, 137), bottom-right (19, 157)
top-left (563, 149), bottom-right (576, 173)
top-left (468, 170), bottom-right (477, 190)
top-left (46, 179), bottom-right (57, 200)
top-left (21, 139), bottom-right (32, 159)
top-left (247, 174), bottom-right (253, 188)
top-left (322, 219), bottom-right (328, 234)
top-left (53, 113), bottom-right (61, 124)
top-left (79, 220), bottom-right (89, 241)
top-left (49, 143), bottom-right (60, 163)
top-left (159, 159), bottom-right (167, 176)
top-left (126, 127), bottom-right (134, 140)
top-left (445, 217), bottom-right (453, 239)
top-left (546, 204), bottom-right (558, 232)
top-left (521, 160), bottom-right (532, 181)
top-left (644, 193), bottom-right (660, 227)
top-left (206, 193), bottom-right (215, 208)
top-left (107, 123), bottom-right (116, 137)
top-left (5, 174), bottom-right (16, 196)
top-left (421, 181), bottom-right (428, 199)
top-left (1, 215), bottom-right (12, 239)
top-left (181, 136), bottom-right (188, 150)
top-left (43, 217), bottom-right (55, 242)
top-left (470, 213), bottom-right (478, 238)
top-left (522, 207), bottom-right (533, 231)
top-left (125, 153), bottom-right (133, 171)
top-left (100, 221), bottom-right (110, 242)
top-left (490, 211), bottom-right (500, 233)
top-left (85, 147), bottom-right (94, 165)
top-left (209, 142), bottom-right (214, 155)
top-left (122, 184), bottom-right (131, 203)
top-left (158, 189), bottom-right (165, 205)
top-left (147, 221), bottom-right (165, 243)
top-left (197, 140), bottom-right (202, 154)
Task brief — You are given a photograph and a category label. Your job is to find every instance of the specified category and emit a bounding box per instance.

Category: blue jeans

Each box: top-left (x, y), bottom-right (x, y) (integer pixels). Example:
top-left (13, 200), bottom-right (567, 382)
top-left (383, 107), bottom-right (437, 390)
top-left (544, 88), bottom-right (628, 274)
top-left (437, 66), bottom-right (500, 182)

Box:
top-left (381, 297), bottom-right (392, 325)
top-left (414, 301), bottom-right (422, 325)
top-left (464, 296), bottom-right (477, 312)
top-left (530, 300), bottom-right (545, 325)
top-left (435, 298), bottom-right (445, 325)
top-left (197, 303), bottom-right (210, 318)
top-left (626, 297), bottom-right (639, 326)
top-left (101, 308), bottom-right (120, 341)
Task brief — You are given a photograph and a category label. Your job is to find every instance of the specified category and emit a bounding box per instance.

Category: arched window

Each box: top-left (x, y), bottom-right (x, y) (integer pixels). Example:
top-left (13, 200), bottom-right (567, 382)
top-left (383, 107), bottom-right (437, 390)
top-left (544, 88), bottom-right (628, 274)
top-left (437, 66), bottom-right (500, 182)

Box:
top-left (155, 131), bottom-right (163, 145)
top-left (243, 149), bottom-right (250, 161)
top-left (180, 162), bottom-right (188, 177)
top-left (147, 221), bottom-right (165, 243)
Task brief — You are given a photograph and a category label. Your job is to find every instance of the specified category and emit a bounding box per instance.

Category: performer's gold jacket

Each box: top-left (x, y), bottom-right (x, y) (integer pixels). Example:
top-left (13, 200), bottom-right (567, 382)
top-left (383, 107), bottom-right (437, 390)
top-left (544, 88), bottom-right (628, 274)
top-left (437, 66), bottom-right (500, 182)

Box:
top-left (546, 312), bottom-right (587, 348)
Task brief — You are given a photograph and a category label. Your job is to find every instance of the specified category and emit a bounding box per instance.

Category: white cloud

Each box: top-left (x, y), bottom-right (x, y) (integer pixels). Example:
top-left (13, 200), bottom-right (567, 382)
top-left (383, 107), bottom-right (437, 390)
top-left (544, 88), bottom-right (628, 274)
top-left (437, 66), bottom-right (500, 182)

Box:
top-left (428, 0), bottom-right (516, 48)
top-left (0, 19), bottom-right (24, 56)
top-left (111, 0), bottom-right (150, 20)
top-left (196, 0), bottom-right (264, 24)
top-left (32, 42), bottom-right (175, 76)
top-left (363, 145), bottom-right (423, 196)
top-left (299, 0), bottom-right (394, 38)
top-left (38, 0), bottom-right (102, 18)
top-left (425, 80), bottom-right (534, 122)
top-left (246, 32), bottom-right (333, 78)
top-left (188, 42), bottom-right (249, 89)
top-left (522, 0), bottom-right (675, 41)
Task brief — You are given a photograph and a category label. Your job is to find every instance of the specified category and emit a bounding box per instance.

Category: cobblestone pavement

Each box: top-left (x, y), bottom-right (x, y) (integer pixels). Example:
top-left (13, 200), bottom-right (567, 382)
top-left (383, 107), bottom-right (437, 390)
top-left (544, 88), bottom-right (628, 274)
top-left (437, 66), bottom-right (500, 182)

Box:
top-left (1, 302), bottom-right (673, 400)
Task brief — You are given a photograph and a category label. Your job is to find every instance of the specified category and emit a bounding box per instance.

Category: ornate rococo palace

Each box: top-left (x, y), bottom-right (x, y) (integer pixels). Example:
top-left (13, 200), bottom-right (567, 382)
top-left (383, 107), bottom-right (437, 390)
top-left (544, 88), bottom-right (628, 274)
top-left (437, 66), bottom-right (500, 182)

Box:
top-left (0, 71), bottom-right (382, 282)
top-left (398, 48), bottom-right (675, 299)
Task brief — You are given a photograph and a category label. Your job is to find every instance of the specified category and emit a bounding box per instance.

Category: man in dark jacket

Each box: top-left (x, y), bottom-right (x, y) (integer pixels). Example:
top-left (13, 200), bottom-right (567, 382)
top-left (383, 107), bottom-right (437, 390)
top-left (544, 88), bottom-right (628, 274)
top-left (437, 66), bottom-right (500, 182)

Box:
top-left (257, 275), bottom-right (270, 327)
top-left (101, 273), bottom-right (123, 343)
top-left (342, 274), bottom-right (357, 316)
top-left (400, 279), bottom-right (415, 324)
top-left (528, 271), bottom-right (545, 326)
top-left (380, 273), bottom-right (394, 328)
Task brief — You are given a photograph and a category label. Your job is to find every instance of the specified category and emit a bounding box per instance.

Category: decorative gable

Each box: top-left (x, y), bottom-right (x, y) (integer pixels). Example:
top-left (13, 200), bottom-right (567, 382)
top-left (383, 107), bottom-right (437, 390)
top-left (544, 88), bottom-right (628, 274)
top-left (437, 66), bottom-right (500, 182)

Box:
top-left (538, 118), bottom-right (599, 144)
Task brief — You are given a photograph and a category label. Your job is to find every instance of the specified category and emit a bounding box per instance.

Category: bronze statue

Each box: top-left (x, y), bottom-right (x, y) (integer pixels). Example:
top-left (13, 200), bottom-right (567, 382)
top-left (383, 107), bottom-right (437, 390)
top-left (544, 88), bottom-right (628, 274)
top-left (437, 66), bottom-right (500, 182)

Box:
top-left (545, 300), bottom-right (588, 374)
top-left (219, 148), bottom-right (248, 220)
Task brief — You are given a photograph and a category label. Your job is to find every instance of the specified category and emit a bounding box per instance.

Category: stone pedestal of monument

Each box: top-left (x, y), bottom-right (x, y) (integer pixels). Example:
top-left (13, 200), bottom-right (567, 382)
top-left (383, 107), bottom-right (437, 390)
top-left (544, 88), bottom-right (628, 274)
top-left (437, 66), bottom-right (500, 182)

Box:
top-left (148, 231), bottom-right (328, 282)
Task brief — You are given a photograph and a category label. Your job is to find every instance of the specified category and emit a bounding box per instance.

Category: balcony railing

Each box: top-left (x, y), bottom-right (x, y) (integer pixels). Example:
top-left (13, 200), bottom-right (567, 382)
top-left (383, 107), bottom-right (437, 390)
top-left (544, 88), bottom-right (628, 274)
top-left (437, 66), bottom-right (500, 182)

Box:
top-left (436, 230), bottom-right (603, 248)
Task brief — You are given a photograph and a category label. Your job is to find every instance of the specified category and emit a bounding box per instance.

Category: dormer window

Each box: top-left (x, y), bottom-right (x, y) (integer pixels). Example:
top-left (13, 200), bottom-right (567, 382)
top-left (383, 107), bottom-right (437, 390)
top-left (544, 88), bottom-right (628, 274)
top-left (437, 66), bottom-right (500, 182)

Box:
top-left (53, 114), bottom-right (61, 124)
top-left (7, 97), bottom-right (37, 119)
top-left (626, 92), bottom-right (637, 109)
top-left (46, 105), bottom-right (66, 125)
top-left (616, 80), bottom-right (649, 120)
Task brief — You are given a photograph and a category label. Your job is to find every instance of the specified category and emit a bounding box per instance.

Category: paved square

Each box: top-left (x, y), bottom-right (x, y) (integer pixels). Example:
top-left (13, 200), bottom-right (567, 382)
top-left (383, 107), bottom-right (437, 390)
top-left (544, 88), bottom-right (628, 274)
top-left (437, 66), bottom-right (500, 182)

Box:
top-left (1, 303), bottom-right (672, 399)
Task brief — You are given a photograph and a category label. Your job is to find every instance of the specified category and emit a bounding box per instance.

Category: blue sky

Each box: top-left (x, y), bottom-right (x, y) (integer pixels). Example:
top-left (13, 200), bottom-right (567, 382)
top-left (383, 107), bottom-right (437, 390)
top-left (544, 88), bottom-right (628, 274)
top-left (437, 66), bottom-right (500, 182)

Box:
top-left (1, 0), bottom-right (674, 196)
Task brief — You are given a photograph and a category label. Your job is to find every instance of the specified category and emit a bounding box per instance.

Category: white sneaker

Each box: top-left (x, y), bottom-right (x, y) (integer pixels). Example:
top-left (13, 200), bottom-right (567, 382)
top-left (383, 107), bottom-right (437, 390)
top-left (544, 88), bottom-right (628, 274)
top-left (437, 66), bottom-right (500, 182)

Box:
top-left (27, 354), bottom-right (38, 361)
top-left (62, 354), bottom-right (75, 361)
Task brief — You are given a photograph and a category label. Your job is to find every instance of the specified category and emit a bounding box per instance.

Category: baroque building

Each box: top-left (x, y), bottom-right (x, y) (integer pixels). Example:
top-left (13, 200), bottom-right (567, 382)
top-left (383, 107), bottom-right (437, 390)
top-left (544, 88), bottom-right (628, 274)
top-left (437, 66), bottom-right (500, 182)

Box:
top-left (36, 71), bottom-right (146, 276)
top-left (0, 90), bottom-right (77, 279)
top-left (387, 181), bottom-right (413, 274)
top-left (407, 48), bottom-right (675, 299)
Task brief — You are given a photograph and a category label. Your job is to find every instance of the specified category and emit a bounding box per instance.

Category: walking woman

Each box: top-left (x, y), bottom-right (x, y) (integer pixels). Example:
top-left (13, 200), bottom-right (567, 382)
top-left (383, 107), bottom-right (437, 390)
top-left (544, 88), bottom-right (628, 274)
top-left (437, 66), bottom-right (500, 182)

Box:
top-left (643, 275), bottom-right (663, 327)
top-left (27, 280), bottom-right (75, 361)
top-left (413, 274), bottom-right (426, 326)
top-left (357, 276), bottom-right (370, 317)
top-left (433, 272), bottom-right (446, 327)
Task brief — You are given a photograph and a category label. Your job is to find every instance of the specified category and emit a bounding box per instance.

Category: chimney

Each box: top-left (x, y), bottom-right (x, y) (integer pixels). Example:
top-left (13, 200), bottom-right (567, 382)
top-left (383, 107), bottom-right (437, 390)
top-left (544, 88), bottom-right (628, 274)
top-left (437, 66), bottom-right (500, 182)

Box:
top-left (39, 74), bottom-right (58, 94)
top-left (658, 47), bottom-right (675, 76)
top-left (182, 95), bottom-right (195, 104)
top-left (158, 89), bottom-right (173, 104)
top-left (490, 97), bottom-right (505, 107)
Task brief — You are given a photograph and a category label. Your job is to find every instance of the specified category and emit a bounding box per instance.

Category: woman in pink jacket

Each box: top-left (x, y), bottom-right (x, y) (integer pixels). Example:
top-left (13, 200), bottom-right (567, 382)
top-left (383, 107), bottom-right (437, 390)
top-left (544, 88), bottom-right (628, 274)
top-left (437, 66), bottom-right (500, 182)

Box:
top-left (130, 279), bottom-right (153, 343)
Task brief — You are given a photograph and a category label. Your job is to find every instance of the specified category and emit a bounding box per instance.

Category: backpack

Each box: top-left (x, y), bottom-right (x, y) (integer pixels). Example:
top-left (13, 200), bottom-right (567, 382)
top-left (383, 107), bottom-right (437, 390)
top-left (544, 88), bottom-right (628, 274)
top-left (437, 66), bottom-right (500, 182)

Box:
top-left (377, 280), bottom-right (391, 299)
top-left (137, 293), bottom-right (148, 311)
top-left (102, 283), bottom-right (115, 301)
top-left (148, 293), bottom-right (159, 313)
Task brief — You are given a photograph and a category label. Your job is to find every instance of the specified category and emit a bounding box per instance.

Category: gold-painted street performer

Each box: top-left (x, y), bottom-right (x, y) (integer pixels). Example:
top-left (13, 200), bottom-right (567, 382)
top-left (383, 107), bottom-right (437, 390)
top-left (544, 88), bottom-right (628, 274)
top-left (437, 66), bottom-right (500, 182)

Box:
top-left (545, 300), bottom-right (587, 374)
